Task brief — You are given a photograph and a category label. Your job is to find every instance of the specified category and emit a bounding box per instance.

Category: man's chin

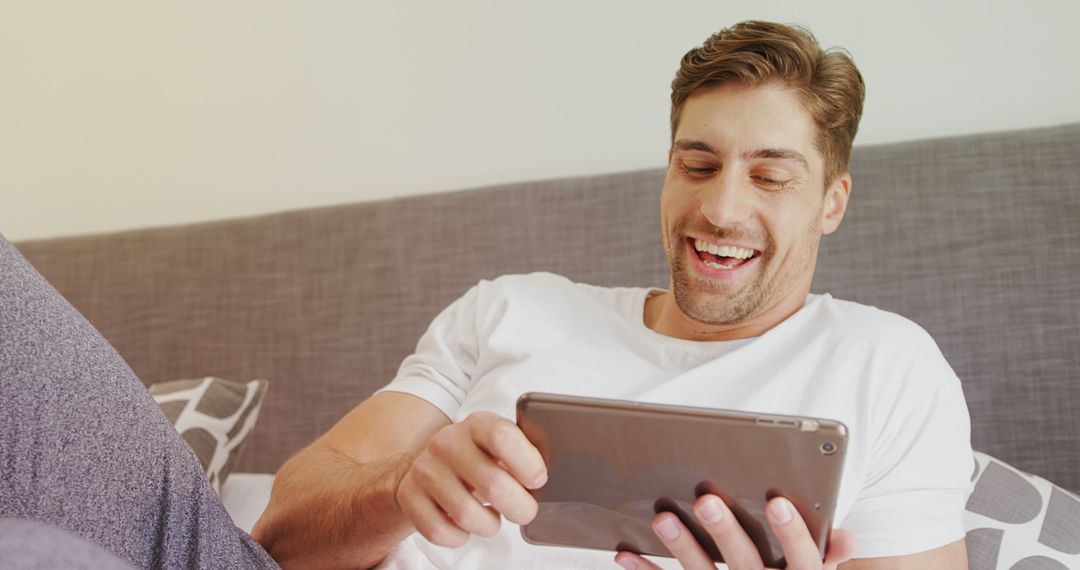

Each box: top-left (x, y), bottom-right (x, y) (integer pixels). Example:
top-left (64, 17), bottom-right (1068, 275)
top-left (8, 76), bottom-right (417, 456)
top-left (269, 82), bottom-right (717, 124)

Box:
top-left (672, 287), bottom-right (758, 327)
top-left (681, 305), bottom-right (754, 327)
top-left (667, 260), bottom-right (766, 325)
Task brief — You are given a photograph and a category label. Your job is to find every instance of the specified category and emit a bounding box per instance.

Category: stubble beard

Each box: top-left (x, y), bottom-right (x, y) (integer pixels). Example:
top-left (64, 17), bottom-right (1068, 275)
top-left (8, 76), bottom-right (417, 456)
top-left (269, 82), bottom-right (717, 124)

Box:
top-left (666, 222), bottom-right (820, 326)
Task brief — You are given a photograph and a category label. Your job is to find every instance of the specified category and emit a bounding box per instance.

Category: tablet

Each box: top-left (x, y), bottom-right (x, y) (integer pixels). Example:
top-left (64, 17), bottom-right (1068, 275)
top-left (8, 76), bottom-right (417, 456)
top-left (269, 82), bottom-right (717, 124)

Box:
top-left (515, 392), bottom-right (848, 566)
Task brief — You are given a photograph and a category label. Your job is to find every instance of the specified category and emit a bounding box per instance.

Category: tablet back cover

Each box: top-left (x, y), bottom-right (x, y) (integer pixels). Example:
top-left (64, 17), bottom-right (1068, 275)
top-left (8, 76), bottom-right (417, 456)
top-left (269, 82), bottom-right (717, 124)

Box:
top-left (516, 392), bottom-right (848, 566)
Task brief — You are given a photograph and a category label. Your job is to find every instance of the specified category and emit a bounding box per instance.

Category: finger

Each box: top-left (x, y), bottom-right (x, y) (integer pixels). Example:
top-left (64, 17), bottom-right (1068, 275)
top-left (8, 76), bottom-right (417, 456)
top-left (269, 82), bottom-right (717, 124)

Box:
top-left (614, 551), bottom-right (663, 570)
top-left (650, 512), bottom-right (716, 570)
top-left (396, 474), bottom-right (470, 547)
top-left (409, 451), bottom-right (501, 538)
top-left (763, 497), bottom-right (823, 570)
top-left (467, 413), bottom-right (547, 488)
top-left (690, 494), bottom-right (765, 568)
top-left (823, 528), bottom-right (857, 569)
top-left (451, 441), bottom-right (539, 525)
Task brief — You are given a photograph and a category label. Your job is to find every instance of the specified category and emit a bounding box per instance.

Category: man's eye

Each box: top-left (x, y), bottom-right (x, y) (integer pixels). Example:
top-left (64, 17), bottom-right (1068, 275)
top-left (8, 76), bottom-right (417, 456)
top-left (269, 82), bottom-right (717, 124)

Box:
top-left (682, 163), bottom-right (715, 176)
top-left (753, 176), bottom-right (793, 189)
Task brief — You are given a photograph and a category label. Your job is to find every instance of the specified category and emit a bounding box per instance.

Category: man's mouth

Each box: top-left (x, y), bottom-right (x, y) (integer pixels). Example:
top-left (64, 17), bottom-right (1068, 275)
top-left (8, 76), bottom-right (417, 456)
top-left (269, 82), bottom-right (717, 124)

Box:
top-left (690, 238), bottom-right (758, 270)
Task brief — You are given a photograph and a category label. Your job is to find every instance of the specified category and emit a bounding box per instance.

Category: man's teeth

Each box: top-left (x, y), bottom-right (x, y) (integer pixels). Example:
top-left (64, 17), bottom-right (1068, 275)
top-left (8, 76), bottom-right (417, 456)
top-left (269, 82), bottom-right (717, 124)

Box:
top-left (693, 239), bottom-right (754, 259)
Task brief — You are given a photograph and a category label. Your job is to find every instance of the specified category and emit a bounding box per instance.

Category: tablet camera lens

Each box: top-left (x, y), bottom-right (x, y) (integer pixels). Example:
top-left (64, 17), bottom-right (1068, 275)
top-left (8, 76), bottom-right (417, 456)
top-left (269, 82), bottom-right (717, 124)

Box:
top-left (820, 442), bottom-right (837, 455)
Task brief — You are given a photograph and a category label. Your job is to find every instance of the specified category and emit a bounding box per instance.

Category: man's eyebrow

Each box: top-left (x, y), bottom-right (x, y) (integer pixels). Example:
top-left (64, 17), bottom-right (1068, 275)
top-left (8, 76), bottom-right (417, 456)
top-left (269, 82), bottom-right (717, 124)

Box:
top-left (673, 140), bottom-right (718, 154)
top-left (673, 140), bottom-right (810, 170)
top-left (746, 148), bottom-right (809, 170)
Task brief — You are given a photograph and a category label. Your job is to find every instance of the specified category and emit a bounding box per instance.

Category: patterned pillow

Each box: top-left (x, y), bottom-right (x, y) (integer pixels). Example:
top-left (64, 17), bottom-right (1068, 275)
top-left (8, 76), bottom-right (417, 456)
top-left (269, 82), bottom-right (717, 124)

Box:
top-left (149, 377), bottom-right (268, 493)
top-left (965, 451), bottom-right (1080, 569)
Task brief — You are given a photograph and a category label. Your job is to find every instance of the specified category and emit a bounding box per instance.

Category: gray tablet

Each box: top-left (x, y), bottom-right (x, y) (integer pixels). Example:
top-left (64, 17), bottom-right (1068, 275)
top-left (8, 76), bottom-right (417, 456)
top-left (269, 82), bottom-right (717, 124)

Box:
top-left (515, 392), bottom-right (848, 566)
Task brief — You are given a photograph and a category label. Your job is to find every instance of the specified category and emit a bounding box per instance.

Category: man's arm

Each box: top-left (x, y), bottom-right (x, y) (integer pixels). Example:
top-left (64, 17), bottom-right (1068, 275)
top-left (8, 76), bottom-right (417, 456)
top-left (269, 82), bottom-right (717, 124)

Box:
top-left (839, 540), bottom-right (967, 569)
top-left (252, 392), bottom-right (451, 569)
top-left (253, 389), bottom-right (549, 569)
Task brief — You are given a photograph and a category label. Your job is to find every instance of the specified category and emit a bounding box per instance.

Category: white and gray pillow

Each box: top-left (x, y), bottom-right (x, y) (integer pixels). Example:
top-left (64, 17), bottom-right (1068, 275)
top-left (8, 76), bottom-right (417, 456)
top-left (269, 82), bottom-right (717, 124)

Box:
top-left (149, 377), bottom-right (268, 493)
top-left (965, 451), bottom-right (1080, 569)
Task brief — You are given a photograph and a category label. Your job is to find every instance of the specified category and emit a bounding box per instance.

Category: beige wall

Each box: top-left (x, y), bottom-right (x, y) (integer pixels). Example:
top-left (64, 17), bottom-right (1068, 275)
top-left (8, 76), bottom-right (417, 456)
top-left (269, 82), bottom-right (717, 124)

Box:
top-left (3, 0), bottom-right (1079, 241)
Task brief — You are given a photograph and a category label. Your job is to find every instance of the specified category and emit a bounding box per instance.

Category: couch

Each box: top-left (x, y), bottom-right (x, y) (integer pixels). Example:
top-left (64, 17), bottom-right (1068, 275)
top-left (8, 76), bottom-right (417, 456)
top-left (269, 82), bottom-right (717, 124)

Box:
top-left (12, 122), bottom-right (1080, 565)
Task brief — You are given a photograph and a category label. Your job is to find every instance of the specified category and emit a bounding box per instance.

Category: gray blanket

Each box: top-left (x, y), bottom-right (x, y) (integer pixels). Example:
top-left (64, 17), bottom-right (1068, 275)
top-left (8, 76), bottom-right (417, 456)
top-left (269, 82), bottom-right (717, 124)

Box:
top-left (0, 235), bottom-right (277, 569)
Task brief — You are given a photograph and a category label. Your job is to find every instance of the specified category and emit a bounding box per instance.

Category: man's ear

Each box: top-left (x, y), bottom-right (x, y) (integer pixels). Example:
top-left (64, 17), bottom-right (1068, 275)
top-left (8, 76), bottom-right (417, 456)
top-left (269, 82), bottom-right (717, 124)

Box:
top-left (821, 173), bottom-right (852, 235)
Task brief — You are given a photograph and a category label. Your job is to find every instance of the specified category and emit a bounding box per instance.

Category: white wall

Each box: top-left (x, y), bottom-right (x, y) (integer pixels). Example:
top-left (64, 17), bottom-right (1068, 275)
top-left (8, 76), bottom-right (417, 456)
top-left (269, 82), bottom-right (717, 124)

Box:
top-left (3, 0), bottom-right (1079, 241)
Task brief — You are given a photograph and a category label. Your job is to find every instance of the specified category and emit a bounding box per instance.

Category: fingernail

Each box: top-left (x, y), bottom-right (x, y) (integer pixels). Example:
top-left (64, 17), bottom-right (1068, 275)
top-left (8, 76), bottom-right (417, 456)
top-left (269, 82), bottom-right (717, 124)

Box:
top-left (530, 473), bottom-right (547, 488)
top-left (698, 496), bottom-right (724, 524)
top-left (655, 516), bottom-right (680, 540)
top-left (615, 555), bottom-right (638, 570)
top-left (768, 498), bottom-right (793, 524)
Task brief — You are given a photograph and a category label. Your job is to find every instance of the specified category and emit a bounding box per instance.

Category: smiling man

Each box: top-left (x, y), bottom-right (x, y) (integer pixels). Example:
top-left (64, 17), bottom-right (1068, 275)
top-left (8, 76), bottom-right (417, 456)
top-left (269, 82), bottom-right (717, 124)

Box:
top-left (650, 82), bottom-right (848, 342)
top-left (254, 21), bottom-right (974, 569)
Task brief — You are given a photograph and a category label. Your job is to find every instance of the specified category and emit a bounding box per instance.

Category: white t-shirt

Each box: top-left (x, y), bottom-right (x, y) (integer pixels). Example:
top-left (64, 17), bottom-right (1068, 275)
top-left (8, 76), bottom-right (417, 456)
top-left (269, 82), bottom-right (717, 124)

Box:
top-left (376, 272), bottom-right (974, 569)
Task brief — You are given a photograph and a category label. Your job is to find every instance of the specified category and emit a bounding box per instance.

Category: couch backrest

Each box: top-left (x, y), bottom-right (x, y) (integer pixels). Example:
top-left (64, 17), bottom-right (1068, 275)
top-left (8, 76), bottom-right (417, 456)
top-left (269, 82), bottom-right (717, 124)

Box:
top-left (14, 123), bottom-right (1080, 492)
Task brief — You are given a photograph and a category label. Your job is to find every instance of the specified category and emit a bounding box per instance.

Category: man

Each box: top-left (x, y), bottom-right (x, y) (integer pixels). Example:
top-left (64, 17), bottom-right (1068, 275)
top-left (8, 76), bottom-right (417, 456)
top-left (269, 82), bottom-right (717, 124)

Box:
top-left (252, 21), bottom-right (973, 569)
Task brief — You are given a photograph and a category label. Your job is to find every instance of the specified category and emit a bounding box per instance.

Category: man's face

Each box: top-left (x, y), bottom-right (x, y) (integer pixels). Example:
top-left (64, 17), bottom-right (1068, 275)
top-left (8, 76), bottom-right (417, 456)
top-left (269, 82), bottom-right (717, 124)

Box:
top-left (660, 82), bottom-right (849, 327)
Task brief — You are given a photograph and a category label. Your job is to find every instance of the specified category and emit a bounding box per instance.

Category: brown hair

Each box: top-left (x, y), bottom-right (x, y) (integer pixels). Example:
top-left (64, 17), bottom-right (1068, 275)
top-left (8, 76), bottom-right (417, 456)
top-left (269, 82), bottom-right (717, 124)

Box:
top-left (671, 21), bottom-right (865, 186)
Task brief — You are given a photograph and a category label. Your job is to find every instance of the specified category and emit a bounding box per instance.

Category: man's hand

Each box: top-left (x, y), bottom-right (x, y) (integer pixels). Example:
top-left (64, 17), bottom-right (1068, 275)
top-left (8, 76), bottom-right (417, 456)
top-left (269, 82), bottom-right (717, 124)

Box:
top-left (614, 494), bottom-right (856, 570)
top-left (395, 411), bottom-right (549, 546)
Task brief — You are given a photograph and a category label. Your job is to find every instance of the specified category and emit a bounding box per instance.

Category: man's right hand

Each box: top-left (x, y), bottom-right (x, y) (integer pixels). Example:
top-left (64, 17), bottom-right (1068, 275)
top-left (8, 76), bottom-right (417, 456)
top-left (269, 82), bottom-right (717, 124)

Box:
top-left (395, 411), bottom-right (549, 547)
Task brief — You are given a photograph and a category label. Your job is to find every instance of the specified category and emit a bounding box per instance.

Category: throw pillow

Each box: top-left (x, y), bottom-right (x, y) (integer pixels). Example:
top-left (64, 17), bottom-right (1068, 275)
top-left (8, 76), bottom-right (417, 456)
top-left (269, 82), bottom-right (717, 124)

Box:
top-left (149, 376), bottom-right (268, 494)
top-left (965, 450), bottom-right (1080, 569)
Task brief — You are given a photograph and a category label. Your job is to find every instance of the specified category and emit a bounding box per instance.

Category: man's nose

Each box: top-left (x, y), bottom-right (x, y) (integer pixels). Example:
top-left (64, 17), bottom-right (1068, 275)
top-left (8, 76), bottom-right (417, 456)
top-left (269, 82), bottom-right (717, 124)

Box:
top-left (699, 173), bottom-right (753, 227)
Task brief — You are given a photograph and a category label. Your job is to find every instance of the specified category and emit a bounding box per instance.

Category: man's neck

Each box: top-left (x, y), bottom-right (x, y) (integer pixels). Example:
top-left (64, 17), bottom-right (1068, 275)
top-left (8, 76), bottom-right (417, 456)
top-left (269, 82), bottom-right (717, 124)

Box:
top-left (643, 286), bottom-right (811, 342)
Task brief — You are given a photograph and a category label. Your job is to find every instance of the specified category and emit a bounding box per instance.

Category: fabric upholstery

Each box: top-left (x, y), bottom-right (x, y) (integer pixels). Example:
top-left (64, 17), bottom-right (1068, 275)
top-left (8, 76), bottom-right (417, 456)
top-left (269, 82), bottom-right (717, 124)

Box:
top-left (13, 169), bottom-right (669, 474)
top-left (12, 124), bottom-right (1080, 495)
top-left (964, 451), bottom-right (1080, 568)
top-left (0, 518), bottom-right (136, 570)
top-left (149, 377), bottom-right (269, 492)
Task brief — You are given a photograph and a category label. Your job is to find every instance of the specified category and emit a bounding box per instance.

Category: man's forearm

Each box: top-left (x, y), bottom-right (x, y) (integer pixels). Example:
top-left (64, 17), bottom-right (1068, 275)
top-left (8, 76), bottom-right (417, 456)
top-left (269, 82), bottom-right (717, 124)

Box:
top-left (252, 445), bottom-right (419, 569)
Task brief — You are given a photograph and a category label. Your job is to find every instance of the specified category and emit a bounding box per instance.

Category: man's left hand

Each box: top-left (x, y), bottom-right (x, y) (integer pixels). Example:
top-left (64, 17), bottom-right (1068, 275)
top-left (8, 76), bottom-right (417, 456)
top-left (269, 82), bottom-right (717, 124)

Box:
top-left (614, 494), bottom-right (856, 569)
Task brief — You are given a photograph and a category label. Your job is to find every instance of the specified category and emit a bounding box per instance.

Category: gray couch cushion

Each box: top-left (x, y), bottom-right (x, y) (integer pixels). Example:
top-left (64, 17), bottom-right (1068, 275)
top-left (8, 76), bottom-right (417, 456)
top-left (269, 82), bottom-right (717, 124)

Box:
top-left (12, 124), bottom-right (1080, 494)
top-left (12, 169), bottom-right (670, 475)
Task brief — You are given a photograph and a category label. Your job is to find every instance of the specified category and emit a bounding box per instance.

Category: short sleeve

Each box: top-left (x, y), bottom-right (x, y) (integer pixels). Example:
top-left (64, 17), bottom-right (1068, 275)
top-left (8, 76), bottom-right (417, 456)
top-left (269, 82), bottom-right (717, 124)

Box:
top-left (840, 336), bottom-right (975, 558)
top-left (375, 285), bottom-right (481, 419)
